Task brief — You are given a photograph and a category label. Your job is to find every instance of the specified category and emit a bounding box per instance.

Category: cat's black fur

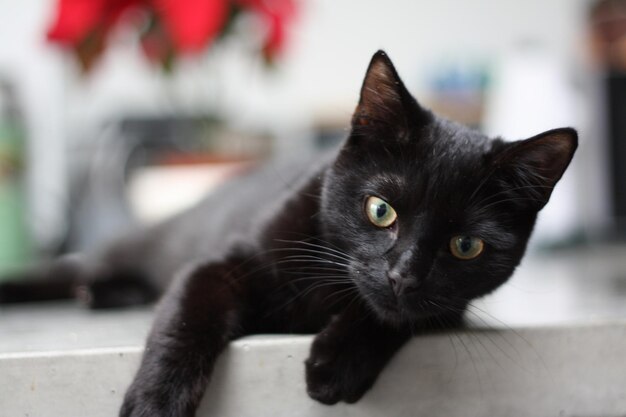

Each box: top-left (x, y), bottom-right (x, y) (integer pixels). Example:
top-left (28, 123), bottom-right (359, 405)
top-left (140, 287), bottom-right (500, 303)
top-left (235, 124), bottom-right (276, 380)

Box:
top-left (1, 51), bottom-right (577, 416)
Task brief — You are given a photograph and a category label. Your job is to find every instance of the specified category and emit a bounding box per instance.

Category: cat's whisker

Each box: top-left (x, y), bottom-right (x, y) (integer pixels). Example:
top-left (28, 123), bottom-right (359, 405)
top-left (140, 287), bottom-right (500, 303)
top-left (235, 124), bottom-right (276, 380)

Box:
top-left (267, 274), bottom-right (351, 298)
top-left (446, 323), bottom-right (485, 400)
top-left (273, 257), bottom-right (350, 269)
top-left (435, 296), bottom-right (549, 377)
top-left (268, 279), bottom-right (354, 315)
top-left (462, 309), bottom-right (529, 371)
top-left (275, 254), bottom-right (346, 263)
top-left (260, 246), bottom-right (354, 264)
top-left (427, 299), bottom-right (506, 387)
top-left (230, 258), bottom-right (345, 288)
top-left (278, 266), bottom-right (350, 275)
top-left (321, 286), bottom-right (359, 307)
top-left (273, 231), bottom-right (346, 252)
top-left (467, 302), bottom-right (551, 375)
top-left (428, 310), bottom-right (460, 384)
top-left (273, 239), bottom-right (357, 262)
top-left (225, 238), bottom-right (351, 279)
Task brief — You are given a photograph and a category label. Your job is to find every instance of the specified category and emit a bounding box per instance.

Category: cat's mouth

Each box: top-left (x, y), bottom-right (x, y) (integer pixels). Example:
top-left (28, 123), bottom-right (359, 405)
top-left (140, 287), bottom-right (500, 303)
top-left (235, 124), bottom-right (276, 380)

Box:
top-left (359, 284), bottom-right (448, 324)
top-left (350, 265), bottom-right (455, 323)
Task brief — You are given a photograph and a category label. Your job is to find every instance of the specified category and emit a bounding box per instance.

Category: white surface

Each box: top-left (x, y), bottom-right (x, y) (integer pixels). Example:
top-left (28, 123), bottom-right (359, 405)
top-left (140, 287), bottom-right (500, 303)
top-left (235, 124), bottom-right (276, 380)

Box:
top-left (0, 304), bottom-right (152, 354)
top-left (1, 324), bottom-right (625, 417)
top-left (473, 246), bottom-right (626, 327)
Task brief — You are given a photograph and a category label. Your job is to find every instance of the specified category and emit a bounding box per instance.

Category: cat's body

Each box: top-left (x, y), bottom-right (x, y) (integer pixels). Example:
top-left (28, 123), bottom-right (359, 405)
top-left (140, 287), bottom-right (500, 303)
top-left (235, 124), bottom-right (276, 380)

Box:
top-left (0, 51), bottom-right (577, 417)
top-left (87, 150), bottom-right (334, 314)
top-left (1, 151), bottom-right (330, 311)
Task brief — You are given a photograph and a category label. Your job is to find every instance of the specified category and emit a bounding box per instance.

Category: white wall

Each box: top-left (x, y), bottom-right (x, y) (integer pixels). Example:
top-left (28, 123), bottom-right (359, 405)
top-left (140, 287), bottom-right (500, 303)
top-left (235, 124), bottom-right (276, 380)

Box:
top-left (0, 0), bottom-right (68, 248)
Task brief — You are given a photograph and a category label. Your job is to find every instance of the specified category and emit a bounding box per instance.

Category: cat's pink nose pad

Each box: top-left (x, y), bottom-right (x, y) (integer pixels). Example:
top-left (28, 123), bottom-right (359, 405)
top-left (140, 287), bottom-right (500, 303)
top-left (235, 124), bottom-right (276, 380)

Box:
top-left (387, 270), bottom-right (418, 297)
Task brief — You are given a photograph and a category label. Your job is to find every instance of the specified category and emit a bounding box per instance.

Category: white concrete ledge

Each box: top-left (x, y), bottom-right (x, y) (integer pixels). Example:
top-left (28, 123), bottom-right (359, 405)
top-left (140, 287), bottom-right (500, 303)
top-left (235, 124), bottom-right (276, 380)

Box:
top-left (2, 321), bottom-right (625, 417)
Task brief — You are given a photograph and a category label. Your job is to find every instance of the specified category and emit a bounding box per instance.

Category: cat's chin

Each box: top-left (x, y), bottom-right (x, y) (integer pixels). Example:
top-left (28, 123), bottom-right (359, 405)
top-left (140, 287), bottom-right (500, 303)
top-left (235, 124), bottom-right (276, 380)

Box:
top-left (364, 295), bottom-right (439, 325)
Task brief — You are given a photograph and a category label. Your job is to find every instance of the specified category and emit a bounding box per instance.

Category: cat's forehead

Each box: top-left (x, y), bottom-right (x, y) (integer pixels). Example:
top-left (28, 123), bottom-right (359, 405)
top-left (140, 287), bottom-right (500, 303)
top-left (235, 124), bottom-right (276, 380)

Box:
top-left (360, 118), bottom-right (499, 208)
top-left (420, 117), bottom-right (494, 159)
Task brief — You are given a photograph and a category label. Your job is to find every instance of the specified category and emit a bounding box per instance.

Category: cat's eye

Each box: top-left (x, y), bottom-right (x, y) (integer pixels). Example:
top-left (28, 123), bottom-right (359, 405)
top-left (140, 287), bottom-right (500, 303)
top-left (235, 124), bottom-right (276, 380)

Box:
top-left (365, 196), bottom-right (397, 228)
top-left (449, 236), bottom-right (484, 260)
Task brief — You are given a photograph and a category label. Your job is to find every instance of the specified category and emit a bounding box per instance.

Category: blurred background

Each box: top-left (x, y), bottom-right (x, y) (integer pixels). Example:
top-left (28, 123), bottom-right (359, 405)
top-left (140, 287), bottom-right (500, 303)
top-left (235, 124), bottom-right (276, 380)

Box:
top-left (0, 0), bottom-right (624, 279)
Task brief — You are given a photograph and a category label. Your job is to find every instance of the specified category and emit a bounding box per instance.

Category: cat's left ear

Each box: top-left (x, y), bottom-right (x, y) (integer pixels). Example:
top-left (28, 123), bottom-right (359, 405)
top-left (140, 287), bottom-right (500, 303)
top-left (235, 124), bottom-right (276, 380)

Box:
top-left (496, 127), bottom-right (578, 210)
top-left (352, 50), bottom-right (430, 133)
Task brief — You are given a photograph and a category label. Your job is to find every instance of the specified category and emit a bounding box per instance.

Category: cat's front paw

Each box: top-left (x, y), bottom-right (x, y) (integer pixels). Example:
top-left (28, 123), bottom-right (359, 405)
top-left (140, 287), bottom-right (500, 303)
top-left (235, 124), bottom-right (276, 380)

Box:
top-left (119, 381), bottom-right (188, 417)
top-left (119, 388), bottom-right (150, 417)
top-left (119, 385), bottom-right (163, 417)
top-left (305, 345), bottom-right (378, 405)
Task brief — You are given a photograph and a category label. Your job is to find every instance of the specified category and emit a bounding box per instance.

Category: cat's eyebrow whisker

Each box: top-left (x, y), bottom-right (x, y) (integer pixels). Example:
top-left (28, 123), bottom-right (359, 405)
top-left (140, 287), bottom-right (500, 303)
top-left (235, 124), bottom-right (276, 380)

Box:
top-left (467, 160), bottom-right (506, 201)
top-left (467, 160), bottom-right (550, 207)
top-left (470, 184), bottom-right (554, 209)
top-left (475, 196), bottom-right (545, 212)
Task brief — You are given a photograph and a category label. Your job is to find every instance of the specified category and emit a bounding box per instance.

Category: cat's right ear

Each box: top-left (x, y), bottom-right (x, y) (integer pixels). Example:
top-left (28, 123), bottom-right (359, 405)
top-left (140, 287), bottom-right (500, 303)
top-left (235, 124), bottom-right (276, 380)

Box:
top-left (351, 51), bottom-right (430, 135)
top-left (494, 128), bottom-right (578, 210)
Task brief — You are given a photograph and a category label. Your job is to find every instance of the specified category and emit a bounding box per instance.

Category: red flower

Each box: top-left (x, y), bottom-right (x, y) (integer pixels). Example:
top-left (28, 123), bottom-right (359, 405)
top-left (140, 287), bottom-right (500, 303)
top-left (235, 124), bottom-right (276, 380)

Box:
top-left (46, 0), bottom-right (296, 71)
top-left (47, 0), bottom-right (144, 70)
top-left (47, 0), bottom-right (140, 44)
top-left (262, 4), bottom-right (289, 59)
top-left (153, 0), bottom-right (227, 52)
top-left (237, 0), bottom-right (296, 60)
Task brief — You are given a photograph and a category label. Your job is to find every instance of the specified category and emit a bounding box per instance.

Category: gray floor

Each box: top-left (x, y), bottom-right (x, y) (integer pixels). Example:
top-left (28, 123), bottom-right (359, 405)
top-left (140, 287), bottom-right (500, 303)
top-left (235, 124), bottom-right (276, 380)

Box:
top-left (1, 244), bottom-right (626, 354)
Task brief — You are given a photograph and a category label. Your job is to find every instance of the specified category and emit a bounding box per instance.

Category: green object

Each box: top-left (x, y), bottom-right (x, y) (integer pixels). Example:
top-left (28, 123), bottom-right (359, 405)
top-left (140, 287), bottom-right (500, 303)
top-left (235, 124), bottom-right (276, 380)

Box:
top-left (0, 81), bottom-right (32, 279)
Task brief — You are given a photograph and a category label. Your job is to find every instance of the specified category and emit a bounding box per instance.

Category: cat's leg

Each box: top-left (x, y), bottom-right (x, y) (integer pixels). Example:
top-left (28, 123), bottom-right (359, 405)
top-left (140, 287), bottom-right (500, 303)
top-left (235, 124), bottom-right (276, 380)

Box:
top-left (79, 266), bottom-right (159, 309)
top-left (120, 259), bottom-right (245, 417)
top-left (305, 303), bottom-right (412, 405)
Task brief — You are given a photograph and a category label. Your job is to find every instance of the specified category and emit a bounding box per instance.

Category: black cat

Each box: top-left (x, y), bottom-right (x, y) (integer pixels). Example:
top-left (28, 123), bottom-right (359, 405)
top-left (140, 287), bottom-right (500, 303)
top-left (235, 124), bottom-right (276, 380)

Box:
top-left (1, 51), bottom-right (577, 416)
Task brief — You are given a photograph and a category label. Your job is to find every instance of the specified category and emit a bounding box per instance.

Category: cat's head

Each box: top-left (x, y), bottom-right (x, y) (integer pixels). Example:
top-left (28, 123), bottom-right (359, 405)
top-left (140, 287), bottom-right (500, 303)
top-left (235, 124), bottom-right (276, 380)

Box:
top-left (321, 51), bottom-right (577, 324)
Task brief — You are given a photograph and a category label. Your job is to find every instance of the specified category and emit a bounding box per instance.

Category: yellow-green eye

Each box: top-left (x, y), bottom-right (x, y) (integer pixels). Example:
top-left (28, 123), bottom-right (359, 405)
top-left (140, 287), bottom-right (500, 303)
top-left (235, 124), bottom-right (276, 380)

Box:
top-left (450, 236), bottom-right (485, 260)
top-left (365, 196), bottom-right (397, 228)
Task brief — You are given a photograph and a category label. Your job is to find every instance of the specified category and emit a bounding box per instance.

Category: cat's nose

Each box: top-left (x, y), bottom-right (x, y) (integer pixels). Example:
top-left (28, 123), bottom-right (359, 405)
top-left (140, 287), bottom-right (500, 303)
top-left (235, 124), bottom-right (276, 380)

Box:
top-left (387, 270), bottom-right (418, 297)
